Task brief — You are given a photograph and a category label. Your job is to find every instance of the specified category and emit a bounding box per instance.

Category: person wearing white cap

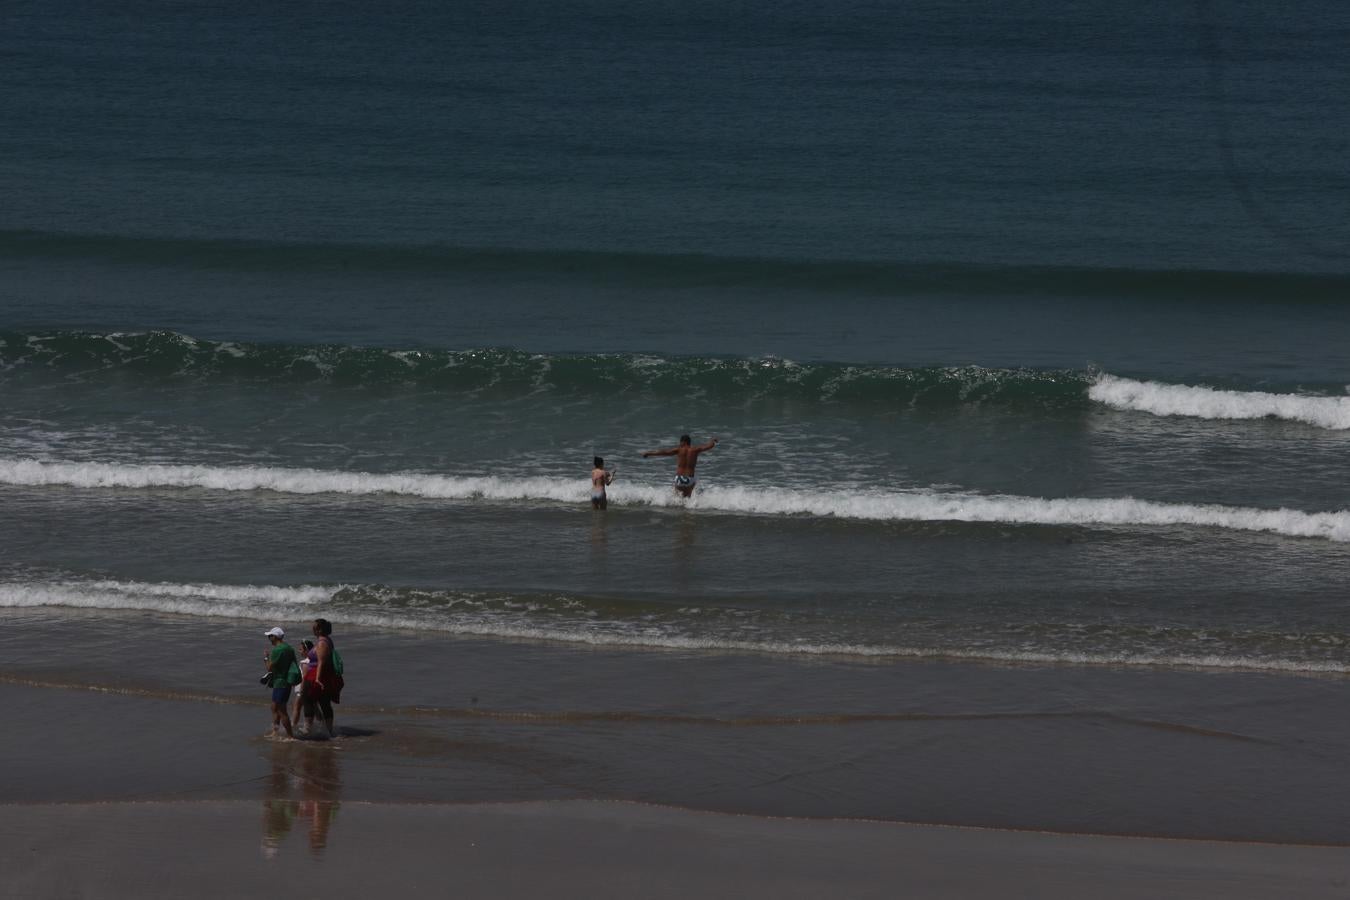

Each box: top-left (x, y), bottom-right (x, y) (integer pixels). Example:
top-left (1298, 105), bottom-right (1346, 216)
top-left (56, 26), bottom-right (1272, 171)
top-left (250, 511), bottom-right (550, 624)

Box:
top-left (263, 626), bottom-right (300, 738)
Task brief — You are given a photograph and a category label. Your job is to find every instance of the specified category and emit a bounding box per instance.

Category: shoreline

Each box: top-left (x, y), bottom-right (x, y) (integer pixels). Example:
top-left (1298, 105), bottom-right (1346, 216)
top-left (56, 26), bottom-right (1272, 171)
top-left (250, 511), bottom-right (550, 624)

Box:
top-left (3, 613), bottom-right (1348, 845)
top-left (3, 603), bottom-right (1349, 678)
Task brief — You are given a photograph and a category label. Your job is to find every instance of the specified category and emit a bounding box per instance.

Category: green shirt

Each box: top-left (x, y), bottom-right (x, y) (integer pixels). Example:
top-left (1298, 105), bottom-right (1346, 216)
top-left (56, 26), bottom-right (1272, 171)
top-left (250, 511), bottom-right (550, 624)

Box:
top-left (268, 643), bottom-right (301, 686)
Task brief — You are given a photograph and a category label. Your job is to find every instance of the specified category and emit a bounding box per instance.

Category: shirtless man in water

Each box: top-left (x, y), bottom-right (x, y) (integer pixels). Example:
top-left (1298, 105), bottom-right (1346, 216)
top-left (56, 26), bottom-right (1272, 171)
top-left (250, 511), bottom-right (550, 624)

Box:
top-left (641, 435), bottom-right (719, 497)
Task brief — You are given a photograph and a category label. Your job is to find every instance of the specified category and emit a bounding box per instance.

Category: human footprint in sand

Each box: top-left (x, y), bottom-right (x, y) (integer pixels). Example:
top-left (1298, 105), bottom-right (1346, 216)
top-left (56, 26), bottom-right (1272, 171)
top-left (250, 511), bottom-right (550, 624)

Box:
top-left (641, 435), bottom-right (719, 497)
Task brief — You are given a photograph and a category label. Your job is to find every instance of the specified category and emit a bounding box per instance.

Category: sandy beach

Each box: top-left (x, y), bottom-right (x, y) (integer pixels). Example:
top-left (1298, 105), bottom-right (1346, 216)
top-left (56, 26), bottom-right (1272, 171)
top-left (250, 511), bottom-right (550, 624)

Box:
top-left (5, 799), bottom-right (1348, 899)
top-left (3, 611), bottom-right (1349, 897)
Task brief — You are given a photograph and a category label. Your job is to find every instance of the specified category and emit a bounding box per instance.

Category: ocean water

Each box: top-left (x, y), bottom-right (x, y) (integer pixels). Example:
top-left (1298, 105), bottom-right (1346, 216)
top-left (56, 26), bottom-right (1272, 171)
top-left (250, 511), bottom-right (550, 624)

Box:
top-left (3, 0), bottom-right (1350, 838)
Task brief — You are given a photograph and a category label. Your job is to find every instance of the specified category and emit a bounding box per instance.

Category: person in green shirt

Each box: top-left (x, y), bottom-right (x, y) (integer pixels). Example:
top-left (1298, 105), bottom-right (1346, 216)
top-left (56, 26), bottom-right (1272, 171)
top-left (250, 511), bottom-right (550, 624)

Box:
top-left (263, 626), bottom-right (301, 738)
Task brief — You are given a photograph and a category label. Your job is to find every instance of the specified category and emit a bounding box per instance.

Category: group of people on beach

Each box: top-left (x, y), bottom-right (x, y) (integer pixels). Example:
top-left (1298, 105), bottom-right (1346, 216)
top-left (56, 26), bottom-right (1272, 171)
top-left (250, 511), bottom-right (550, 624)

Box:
top-left (263, 618), bottom-right (342, 739)
top-left (256, 435), bottom-right (714, 731)
top-left (591, 434), bottom-right (720, 509)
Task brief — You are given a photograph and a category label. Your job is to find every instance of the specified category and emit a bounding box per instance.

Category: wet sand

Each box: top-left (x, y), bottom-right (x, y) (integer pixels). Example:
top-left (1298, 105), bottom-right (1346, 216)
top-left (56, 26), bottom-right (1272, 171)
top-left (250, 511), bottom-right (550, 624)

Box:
top-left (4, 610), bottom-right (1350, 897)
top-left (4, 799), bottom-right (1347, 899)
top-left (3, 609), bottom-right (1350, 844)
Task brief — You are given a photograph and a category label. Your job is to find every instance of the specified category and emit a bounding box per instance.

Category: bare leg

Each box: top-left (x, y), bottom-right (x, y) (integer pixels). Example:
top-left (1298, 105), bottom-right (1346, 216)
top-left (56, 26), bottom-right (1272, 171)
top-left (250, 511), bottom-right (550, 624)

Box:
top-left (320, 697), bottom-right (336, 738)
top-left (271, 701), bottom-right (294, 738)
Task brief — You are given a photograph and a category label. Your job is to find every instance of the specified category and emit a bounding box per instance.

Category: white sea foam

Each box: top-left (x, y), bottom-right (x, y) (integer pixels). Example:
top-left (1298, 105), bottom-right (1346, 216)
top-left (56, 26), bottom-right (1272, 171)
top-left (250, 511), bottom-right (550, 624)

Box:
top-left (0, 580), bottom-right (335, 620)
top-left (1090, 374), bottom-right (1350, 429)
top-left (80, 580), bottom-right (335, 604)
top-left (3, 455), bottom-right (1349, 541)
top-left (2, 578), bottom-right (1345, 674)
top-left (4, 456), bottom-right (1350, 541)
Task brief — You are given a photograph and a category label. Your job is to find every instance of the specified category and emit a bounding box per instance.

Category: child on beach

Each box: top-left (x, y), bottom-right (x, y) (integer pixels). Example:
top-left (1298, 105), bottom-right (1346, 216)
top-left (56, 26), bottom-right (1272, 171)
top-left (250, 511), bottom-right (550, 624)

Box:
top-left (291, 639), bottom-right (314, 730)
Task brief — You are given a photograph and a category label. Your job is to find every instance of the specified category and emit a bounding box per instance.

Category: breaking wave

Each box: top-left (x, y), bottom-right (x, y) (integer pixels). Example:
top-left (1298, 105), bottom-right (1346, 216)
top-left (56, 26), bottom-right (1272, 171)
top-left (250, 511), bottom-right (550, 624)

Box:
top-left (1091, 374), bottom-right (1350, 429)
top-left (6, 330), bottom-right (1350, 429)
top-left (3, 456), bottom-right (1349, 541)
top-left (0, 329), bottom-right (1088, 407)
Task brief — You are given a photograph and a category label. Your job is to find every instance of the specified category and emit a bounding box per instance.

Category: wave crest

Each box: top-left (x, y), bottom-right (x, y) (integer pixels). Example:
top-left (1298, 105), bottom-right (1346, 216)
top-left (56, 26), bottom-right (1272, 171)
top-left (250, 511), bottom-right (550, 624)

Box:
top-left (1090, 374), bottom-right (1350, 429)
top-left (0, 330), bottom-right (1089, 407)
top-left (9, 331), bottom-right (1350, 430)
top-left (3, 456), bottom-right (1349, 541)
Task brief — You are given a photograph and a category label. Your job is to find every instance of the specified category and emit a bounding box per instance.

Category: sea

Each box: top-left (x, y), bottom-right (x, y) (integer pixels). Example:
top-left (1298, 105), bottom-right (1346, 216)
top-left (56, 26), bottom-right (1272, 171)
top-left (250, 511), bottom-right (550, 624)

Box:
top-left (3, 0), bottom-right (1350, 844)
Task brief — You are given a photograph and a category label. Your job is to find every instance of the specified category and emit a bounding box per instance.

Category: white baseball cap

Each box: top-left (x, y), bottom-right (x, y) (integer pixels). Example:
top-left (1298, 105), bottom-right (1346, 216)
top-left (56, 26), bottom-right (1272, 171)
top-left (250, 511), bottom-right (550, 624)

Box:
top-left (264, 626), bottom-right (285, 639)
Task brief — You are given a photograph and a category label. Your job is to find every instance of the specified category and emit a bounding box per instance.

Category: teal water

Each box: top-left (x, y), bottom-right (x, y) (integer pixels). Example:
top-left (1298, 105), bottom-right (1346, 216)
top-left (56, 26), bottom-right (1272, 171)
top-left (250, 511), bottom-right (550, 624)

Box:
top-left (6, 0), bottom-right (1349, 270)
top-left (3, 0), bottom-right (1350, 674)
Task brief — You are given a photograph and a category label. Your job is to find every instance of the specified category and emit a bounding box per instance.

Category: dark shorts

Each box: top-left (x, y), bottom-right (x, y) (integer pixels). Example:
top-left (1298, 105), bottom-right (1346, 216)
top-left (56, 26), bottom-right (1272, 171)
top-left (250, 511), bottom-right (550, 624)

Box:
top-left (271, 685), bottom-right (291, 705)
top-left (303, 692), bottom-right (333, 717)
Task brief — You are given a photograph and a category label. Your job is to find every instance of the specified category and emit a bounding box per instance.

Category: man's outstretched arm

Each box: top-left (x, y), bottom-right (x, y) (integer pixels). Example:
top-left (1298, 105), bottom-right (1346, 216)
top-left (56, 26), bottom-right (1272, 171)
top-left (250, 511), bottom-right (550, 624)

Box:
top-left (695, 438), bottom-right (720, 453)
top-left (642, 447), bottom-right (678, 458)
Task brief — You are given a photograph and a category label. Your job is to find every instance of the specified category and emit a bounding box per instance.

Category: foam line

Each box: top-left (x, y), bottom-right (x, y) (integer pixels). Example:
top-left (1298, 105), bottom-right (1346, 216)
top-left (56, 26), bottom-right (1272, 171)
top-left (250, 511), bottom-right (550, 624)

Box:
top-left (0, 580), bottom-right (334, 618)
top-left (3, 456), bottom-right (1349, 540)
top-left (1, 579), bottom-right (1346, 674)
top-left (1090, 374), bottom-right (1350, 429)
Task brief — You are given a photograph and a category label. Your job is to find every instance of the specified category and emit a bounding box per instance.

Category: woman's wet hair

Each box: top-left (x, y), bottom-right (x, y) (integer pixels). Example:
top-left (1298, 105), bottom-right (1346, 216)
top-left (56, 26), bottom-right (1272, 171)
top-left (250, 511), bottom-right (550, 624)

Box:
top-left (594, 456), bottom-right (603, 468)
top-left (313, 618), bottom-right (333, 636)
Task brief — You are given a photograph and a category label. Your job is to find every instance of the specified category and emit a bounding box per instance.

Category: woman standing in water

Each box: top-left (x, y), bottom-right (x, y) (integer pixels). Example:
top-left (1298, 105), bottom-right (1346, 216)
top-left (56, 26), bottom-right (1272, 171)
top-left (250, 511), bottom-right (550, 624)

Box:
top-left (301, 619), bottom-right (342, 738)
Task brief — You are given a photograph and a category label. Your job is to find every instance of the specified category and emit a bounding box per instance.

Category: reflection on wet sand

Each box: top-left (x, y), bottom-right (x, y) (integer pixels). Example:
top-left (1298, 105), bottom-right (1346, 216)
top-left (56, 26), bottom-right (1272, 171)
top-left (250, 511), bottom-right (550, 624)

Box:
top-left (261, 741), bottom-right (342, 857)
